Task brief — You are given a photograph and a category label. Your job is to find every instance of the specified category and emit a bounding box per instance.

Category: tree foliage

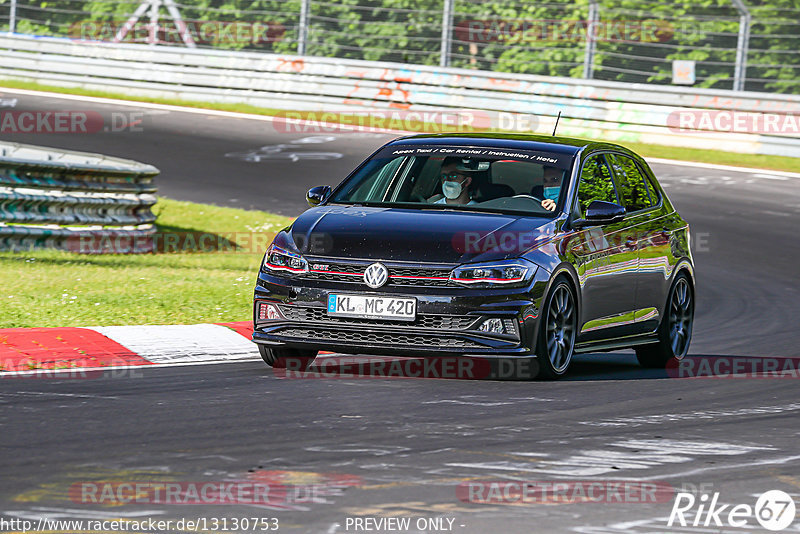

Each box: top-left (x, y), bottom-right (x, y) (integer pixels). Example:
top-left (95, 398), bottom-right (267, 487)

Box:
top-left (1, 0), bottom-right (797, 93)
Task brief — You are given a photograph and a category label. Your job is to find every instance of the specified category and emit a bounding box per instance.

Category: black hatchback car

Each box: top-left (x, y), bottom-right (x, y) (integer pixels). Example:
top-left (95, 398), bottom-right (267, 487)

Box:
top-left (252, 133), bottom-right (694, 378)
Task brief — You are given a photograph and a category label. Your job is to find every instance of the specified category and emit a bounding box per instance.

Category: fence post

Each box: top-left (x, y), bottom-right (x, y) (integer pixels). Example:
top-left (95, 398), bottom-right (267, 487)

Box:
top-left (582, 0), bottom-right (598, 79)
top-left (9, 0), bottom-right (16, 33)
top-left (298, 0), bottom-right (310, 55)
top-left (440, 0), bottom-right (454, 68)
top-left (730, 0), bottom-right (750, 91)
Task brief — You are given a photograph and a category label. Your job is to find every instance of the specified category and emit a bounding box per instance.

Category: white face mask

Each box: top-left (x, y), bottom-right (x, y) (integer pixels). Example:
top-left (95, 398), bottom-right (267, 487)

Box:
top-left (442, 180), bottom-right (463, 200)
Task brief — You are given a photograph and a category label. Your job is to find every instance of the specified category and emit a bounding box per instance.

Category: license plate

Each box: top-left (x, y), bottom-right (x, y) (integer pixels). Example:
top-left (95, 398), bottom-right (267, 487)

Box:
top-left (327, 294), bottom-right (416, 321)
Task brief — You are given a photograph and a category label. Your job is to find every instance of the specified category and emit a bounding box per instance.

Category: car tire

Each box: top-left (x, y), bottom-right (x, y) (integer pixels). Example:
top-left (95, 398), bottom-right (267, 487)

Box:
top-left (258, 345), bottom-right (317, 370)
top-left (636, 272), bottom-right (694, 368)
top-left (536, 278), bottom-right (578, 380)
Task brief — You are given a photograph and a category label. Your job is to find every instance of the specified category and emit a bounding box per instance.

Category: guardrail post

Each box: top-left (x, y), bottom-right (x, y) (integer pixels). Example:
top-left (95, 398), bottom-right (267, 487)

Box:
top-left (298, 0), bottom-right (310, 55)
top-left (730, 0), bottom-right (750, 91)
top-left (9, 0), bottom-right (16, 33)
top-left (440, 0), bottom-right (454, 68)
top-left (582, 0), bottom-right (598, 79)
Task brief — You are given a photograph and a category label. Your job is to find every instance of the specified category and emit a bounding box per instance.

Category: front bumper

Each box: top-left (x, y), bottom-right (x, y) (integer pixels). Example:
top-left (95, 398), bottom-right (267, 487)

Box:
top-left (252, 266), bottom-right (550, 358)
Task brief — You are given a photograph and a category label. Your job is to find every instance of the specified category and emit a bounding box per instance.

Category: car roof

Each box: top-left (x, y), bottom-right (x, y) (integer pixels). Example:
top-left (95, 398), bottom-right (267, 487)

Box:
top-left (387, 132), bottom-right (635, 158)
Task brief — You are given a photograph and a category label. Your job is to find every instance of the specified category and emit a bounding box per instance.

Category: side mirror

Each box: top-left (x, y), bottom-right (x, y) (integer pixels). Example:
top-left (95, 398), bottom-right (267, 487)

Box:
top-left (572, 200), bottom-right (626, 228)
top-left (306, 185), bottom-right (331, 207)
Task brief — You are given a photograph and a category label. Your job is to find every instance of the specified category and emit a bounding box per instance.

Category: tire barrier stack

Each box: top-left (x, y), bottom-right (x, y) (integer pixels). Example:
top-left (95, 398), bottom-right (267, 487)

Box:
top-left (1, 33), bottom-right (799, 158)
top-left (0, 141), bottom-right (159, 253)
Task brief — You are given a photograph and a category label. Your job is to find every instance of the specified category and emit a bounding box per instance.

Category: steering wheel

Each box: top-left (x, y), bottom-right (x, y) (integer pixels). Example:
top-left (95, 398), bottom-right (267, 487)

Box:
top-left (410, 192), bottom-right (427, 203)
top-left (512, 194), bottom-right (542, 202)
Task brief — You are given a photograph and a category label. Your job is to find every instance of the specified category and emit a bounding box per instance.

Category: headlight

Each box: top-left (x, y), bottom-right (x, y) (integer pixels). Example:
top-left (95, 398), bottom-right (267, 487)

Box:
top-left (450, 260), bottom-right (536, 288)
top-left (262, 244), bottom-right (309, 275)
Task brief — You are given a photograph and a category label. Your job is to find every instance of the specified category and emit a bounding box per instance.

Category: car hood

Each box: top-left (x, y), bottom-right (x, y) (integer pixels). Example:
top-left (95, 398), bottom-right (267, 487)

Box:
top-left (289, 205), bottom-right (554, 264)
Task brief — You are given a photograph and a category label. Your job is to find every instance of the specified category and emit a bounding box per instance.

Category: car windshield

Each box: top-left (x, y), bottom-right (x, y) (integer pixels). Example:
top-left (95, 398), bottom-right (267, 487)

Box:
top-left (328, 144), bottom-right (574, 215)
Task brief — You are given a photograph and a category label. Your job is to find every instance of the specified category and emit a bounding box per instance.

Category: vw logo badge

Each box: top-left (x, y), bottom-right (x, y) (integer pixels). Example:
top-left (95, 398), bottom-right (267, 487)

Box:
top-left (363, 262), bottom-right (389, 288)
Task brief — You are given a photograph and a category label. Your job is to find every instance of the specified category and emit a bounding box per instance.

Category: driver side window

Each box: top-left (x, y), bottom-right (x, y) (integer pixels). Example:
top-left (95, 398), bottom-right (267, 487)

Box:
top-left (576, 155), bottom-right (618, 217)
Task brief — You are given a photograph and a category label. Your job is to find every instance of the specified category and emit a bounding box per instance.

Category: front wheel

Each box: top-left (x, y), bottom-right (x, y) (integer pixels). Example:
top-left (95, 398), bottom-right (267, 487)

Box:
top-left (258, 345), bottom-right (317, 370)
top-left (636, 273), bottom-right (694, 368)
top-left (536, 279), bottom-right (577, 380)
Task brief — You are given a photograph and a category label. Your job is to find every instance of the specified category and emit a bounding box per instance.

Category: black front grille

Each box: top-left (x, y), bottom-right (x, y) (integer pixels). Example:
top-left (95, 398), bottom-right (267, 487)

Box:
top-left (277, 328), bottom-right (485, 348)
top-left (391, 267), bottom-right (451, 278)
top-left (304, 272), bottom-right (354, 282)
top-left (391, 277), bottom-right (451, 287)
top-left (280, 305), bottom-right (476, 330)
top-left (301, 263), bottom-right (454, 287)
top-left (390, 266), bottom-right (452, 287)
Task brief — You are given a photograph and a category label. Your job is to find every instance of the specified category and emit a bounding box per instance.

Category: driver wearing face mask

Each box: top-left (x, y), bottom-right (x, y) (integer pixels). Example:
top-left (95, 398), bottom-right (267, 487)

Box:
top-left (540, 166), bottom-right (562, 211)
top-left (434, 158), bottom-right (478, 205)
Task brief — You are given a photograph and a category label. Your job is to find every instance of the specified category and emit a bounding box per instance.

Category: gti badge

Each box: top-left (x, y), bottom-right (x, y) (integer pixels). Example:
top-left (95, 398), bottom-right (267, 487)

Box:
top-left (363, 262), bottom-right (389, 288)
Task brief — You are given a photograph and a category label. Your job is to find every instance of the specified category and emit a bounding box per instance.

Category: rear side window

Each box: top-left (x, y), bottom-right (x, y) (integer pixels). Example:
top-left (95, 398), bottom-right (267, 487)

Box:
top-left (607, 154), bottom-right (653, 212)
top-left (576, 154), bottom-right (617, 217)
top-left (643, 174), bottom-right (660, 205)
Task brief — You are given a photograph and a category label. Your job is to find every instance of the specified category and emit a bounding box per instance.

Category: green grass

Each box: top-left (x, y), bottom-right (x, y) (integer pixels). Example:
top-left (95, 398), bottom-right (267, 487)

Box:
top-left (2, 79), bottom-right (799, 174)
top-left (0, 78), bottom-right (288, 118)
top-left (0, 198), bottom-right (291, 328)
top-left (609, 140), bottom-right (800, 174)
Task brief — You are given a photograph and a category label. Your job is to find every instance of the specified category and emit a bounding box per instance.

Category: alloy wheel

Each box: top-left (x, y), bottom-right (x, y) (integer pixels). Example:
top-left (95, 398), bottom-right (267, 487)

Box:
top-left (546, 284), bottom-right (577, 373)
top-left (668, 277), bottom-right (693, 359)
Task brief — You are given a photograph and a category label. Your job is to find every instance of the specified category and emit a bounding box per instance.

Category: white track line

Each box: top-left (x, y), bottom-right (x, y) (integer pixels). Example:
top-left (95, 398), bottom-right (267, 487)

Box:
top-left (626, 454), bottom-right (800, 482)
top-left (3, 86), bottom-right (798, 177)
top-left (0, 391), bottom-right (118, 399)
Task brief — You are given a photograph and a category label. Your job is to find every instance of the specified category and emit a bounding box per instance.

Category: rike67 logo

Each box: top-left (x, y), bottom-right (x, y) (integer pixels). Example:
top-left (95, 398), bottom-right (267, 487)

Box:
top-left (669, 489), bottom-right (796, 531)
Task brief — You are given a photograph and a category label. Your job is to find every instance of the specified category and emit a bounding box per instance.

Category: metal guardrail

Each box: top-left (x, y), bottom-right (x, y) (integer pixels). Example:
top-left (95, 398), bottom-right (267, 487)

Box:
top-left (0, 33), bottom-right (798, 158)
top-left (0, 140), bottom-right (158, 253)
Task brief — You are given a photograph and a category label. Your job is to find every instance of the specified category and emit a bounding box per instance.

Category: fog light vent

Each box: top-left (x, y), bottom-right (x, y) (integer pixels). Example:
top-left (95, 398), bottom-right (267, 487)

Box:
top-left (476, 317), bottom-right (519, 339)
top-left (478, 318), bottom-right (505, 333)
top-left (258, 302), bottom-right (283, 320)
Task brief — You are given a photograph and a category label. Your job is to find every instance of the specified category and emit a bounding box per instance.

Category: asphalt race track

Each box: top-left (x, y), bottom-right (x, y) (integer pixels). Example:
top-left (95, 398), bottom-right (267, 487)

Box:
top-left (2, 90), bottom-right (800, 533)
